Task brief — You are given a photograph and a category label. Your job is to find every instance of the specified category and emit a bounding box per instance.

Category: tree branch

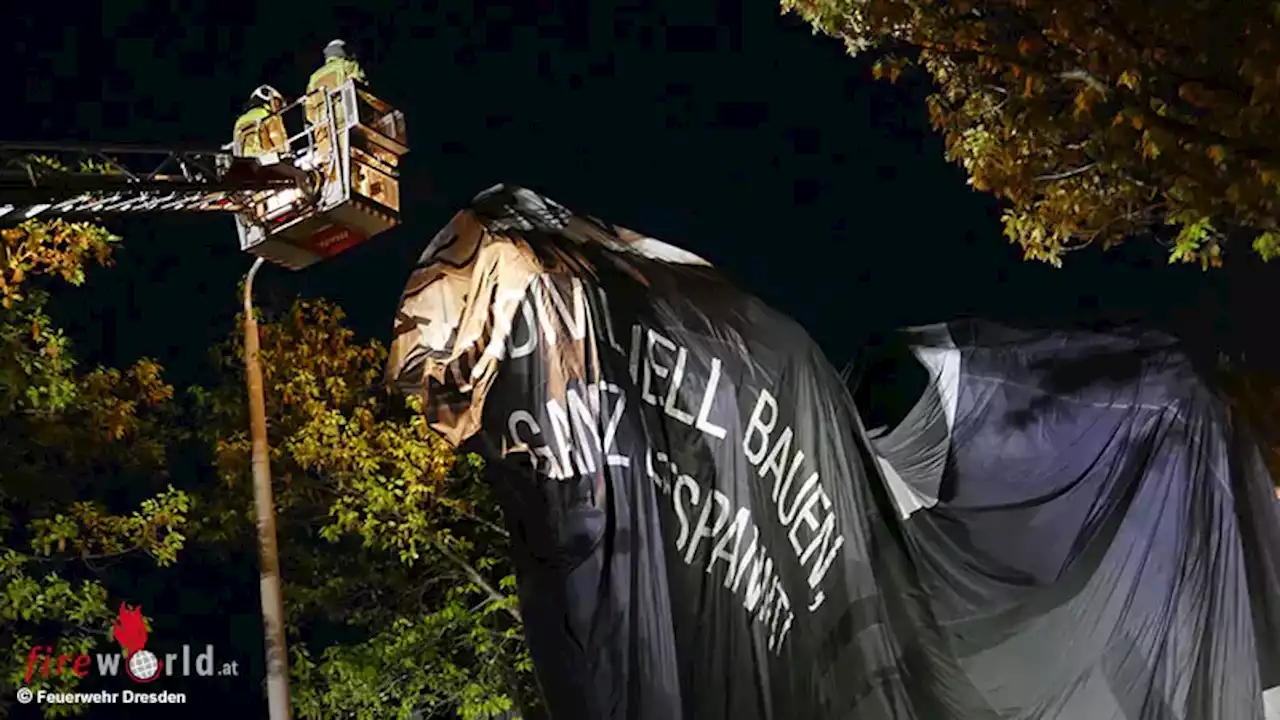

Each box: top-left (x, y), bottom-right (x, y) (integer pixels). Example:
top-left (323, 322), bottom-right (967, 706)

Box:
top-left (16, 546), bottom-right (141, 563)
top-left (1058, 69), bottom-right (1109, 95)
top-left (432, 540), bottom-right (521, 623)
top-left (1074, 203), bottom-right (1166, 243)
top-left (1034, 163), bottom-right (1097, 182)
top-left (453, 507), bottom-right (510, 539)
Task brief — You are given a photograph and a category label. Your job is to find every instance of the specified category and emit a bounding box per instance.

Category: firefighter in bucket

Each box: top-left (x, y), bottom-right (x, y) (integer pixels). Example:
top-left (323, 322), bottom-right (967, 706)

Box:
top-left (303, 40), bottom-right (367, 185)
top-left (232, 85), bottom-right (288, 158)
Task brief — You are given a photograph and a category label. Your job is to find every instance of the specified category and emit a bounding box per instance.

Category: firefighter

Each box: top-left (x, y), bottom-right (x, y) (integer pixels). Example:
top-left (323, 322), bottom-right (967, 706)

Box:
top-left (307, 39), bottom-right (367, 96)
top-left (233, 85), bottom-right (288, 158)
top-left (303, 40), bottom-right (367, 182)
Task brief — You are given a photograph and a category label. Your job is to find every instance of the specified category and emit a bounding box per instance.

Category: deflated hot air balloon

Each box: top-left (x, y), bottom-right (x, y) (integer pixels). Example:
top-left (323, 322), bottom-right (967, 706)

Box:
top-left (386, 184), bottom-right (1280, 720)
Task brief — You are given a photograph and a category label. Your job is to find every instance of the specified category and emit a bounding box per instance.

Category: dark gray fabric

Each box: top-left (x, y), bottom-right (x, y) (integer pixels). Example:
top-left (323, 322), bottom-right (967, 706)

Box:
top-left (867, 320), bottom-right (1280, 719)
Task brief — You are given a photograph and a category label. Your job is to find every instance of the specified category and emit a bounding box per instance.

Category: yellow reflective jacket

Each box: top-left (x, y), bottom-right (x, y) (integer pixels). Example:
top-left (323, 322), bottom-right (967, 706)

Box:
top-left (233, 105), bottom-right (287, 157)
top-left (306, 57), bottom-right (366, 95)
top-left (304, 58), bottom-right (367, 129)
top-left (233, 106), bottom-right (270, 156)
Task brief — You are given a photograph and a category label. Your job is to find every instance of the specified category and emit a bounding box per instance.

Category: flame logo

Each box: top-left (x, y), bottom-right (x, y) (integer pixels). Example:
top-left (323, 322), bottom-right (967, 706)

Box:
top-left (111, 603), bottom-right (148, 657)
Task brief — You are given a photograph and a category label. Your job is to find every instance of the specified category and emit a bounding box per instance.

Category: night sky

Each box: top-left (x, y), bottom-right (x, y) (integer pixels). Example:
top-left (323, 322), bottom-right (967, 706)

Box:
top-left (8, 0), bottom-right (1278, 380)
top-left (4, 0), bottom-right (1278, 714)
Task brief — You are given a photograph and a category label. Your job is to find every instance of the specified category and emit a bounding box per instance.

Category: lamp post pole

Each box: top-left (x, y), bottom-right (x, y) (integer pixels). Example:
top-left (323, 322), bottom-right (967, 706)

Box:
top-left (243, 256), bottom-right (292, 720)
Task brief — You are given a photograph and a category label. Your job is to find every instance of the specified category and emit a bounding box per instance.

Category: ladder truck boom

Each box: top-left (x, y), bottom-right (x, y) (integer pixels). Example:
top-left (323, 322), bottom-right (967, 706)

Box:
top-left (0, 142), bottom-right (300, 220)
top-left (0, 78), bottom-right (408, 270)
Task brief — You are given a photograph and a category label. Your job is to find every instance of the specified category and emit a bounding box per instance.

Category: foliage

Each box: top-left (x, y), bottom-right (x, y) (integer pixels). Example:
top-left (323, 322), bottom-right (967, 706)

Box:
top-left (0, 218), bottom-right (534, 718)
top-left (195, 298), bottom-right (530, 719)
top-left (0, 220), bottom-right (118, 307)
top-left (0, 220), bottom-right (189, 718)
top-left (781, 0), bottom-right (1280, 267)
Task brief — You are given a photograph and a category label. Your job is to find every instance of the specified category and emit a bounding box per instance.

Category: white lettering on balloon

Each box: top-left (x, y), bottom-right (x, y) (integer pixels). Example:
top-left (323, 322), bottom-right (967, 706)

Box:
top-left (498, 274), bottom-right (846, 653)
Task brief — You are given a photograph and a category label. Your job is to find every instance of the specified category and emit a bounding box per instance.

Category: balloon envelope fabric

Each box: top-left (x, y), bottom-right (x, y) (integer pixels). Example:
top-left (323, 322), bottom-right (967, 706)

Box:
top-left (386, 185), bottom-right (1280, 720)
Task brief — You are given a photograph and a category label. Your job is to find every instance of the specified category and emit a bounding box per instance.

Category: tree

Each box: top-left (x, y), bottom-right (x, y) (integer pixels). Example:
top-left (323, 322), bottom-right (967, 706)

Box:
top-left (781, 0), bottom-right (1280, 267)
top-left (0, 219), bottom-right (192, 718)
top-left (0, 217), bottom-right (537, 719)
top-left (194, 297), bottom-right (535, 719)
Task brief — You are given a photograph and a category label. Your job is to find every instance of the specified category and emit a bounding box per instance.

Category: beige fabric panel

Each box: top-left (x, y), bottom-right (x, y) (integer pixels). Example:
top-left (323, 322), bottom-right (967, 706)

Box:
top-left (386, 186), bottom-right (715, 447)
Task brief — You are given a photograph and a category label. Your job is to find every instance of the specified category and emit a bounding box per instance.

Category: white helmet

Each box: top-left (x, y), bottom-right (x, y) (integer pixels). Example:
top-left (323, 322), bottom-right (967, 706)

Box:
top-left (324, 39), bottom-right (349, 60)
top-left (250, 85), bottom-right (283, 104)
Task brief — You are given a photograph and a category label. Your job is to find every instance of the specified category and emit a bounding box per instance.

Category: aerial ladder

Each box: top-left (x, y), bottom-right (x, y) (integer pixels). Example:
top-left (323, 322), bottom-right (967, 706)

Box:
top-left (0, 78), bottom-right (408, 269)
top-left (0, 72), bottom-right (410, 720)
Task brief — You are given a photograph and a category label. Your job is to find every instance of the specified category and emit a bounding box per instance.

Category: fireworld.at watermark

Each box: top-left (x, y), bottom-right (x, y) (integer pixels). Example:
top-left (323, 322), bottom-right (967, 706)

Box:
top-left (15, 601), bottom-right (239, 706)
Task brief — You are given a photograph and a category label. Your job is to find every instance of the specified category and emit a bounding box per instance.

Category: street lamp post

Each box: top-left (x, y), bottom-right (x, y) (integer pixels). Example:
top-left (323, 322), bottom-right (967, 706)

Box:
top-left (242, 256), bottom-right (292, 720)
